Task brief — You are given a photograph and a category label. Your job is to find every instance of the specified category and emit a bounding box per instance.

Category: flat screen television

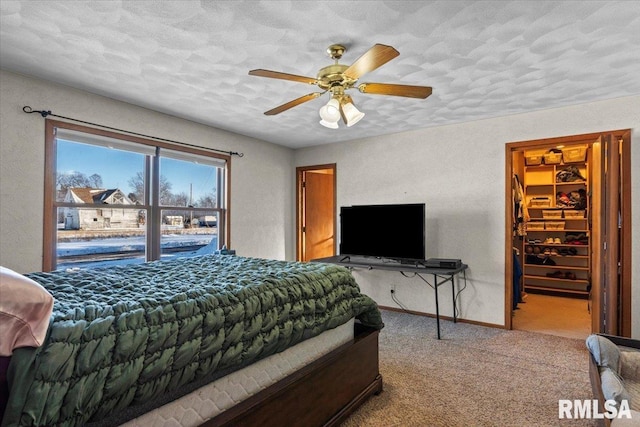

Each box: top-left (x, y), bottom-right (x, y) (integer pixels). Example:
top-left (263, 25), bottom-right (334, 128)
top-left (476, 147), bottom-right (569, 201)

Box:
top-left (339, 203), bottom-right (425, 261)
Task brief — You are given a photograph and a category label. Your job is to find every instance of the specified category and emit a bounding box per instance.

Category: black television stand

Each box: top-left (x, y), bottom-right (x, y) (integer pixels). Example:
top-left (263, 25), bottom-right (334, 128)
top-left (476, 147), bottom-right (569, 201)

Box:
top-left (312, 255), bottom-right (468, 339)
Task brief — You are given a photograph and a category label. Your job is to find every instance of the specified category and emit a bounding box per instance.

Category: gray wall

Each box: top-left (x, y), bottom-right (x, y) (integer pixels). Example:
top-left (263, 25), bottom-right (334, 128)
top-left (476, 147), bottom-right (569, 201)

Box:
top-left (294, 96), bottom-right (640, 337)
top-left (0, 70), bottom-right (295, 271)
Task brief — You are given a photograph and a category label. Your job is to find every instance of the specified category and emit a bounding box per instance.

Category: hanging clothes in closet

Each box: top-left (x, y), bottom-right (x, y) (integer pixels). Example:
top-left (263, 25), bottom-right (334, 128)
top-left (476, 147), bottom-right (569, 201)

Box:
top-left (513, 247), bottom-right (522, 310)
top-left (513, 173), bottom-right (529, 236)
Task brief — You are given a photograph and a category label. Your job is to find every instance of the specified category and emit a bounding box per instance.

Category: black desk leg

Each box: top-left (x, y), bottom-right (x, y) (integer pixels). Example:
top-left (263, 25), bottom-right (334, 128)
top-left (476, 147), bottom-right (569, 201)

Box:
top-left (434, 273), bottom-right (441, 340)
top-left (452, 274), bottom-right (457, 323)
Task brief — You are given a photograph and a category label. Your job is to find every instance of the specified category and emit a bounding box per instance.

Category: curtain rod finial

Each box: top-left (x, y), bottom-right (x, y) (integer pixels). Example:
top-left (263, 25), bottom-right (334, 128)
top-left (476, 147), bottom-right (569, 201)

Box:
top-left (22, 106), bottom-right (51, 117)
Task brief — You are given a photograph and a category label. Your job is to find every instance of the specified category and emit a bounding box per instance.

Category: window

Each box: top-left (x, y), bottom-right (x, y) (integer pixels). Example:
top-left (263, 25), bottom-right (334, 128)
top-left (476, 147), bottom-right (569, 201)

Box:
top-left (44, 121), bottom-right (230, 271)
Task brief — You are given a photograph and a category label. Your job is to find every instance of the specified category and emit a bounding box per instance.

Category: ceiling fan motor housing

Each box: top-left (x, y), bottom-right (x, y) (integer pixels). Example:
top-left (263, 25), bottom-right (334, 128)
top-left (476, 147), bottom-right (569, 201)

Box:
top-left (316, 64), bottom-right (356, 91)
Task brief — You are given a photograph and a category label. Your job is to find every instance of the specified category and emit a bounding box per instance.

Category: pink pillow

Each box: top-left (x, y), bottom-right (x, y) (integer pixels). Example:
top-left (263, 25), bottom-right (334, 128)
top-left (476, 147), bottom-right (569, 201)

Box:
top-left (0, 267), bottom-right (54, 356)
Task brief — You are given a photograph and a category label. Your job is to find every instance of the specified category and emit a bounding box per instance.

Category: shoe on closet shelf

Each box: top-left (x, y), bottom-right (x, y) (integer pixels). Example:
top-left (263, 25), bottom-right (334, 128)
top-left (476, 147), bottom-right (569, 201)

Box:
top-left (543, 237), bottom-right (554, 244)
top-left (542, 256), bottom-right (556, 266)
top-left (566, 232), bottom-right (587, 242)
top-left (553, 237), bottom-right (562, 244)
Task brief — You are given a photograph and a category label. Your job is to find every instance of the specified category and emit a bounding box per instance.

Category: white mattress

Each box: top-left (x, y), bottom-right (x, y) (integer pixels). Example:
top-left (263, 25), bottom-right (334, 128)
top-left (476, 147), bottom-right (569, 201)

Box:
top-left (123, 319), bottom-right (355, 427)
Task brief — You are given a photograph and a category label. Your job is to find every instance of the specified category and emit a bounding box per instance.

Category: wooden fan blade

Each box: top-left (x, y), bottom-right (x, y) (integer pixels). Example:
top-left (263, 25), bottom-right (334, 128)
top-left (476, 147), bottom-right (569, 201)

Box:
top-left (343, 44), bottom-right (400, 80)
top-left (249, 69), bottom-right (317, 85)
top-left (264, 92), bottom-right (323, 115)
top-left (358, 82), bottom-right (432, 99)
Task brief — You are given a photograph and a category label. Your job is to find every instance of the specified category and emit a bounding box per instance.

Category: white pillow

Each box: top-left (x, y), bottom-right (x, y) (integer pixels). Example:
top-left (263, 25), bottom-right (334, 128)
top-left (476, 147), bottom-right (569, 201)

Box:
top-left (0, 266), bottom-right (54, 356)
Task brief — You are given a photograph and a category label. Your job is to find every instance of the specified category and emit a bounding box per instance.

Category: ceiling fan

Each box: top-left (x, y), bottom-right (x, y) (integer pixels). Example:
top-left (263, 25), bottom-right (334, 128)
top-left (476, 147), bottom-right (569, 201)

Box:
top-left (248, 43), bottom-right (432, 128)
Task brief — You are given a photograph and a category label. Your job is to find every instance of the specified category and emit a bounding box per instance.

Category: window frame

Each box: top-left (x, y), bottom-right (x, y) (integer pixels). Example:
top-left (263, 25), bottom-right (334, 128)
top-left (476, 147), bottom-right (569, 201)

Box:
top-left (43, 119), bottom-right (231, 271)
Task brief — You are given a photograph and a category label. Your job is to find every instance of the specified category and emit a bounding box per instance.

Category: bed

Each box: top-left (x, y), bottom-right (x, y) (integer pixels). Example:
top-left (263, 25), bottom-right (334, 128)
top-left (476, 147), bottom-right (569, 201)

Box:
top-left (0, 255), bottom-right (384, 427)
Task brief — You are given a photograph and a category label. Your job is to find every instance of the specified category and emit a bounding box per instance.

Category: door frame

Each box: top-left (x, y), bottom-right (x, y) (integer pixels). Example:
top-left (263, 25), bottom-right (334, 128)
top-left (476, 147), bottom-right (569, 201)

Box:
top-left (504, 130), bottom-right (631, 335)
top-left (296, 163), bottom-right (337, 261)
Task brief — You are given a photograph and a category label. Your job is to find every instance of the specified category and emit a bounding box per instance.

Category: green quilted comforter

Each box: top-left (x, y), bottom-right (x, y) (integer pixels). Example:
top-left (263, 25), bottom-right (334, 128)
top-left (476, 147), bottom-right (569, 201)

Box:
top-left (2, 255), bottom-right (383, 427)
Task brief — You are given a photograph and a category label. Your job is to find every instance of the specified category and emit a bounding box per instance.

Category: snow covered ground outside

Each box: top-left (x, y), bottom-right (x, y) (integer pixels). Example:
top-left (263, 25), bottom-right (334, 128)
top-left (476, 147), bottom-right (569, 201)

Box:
top-left (56, 234), bottom-right (218, 270)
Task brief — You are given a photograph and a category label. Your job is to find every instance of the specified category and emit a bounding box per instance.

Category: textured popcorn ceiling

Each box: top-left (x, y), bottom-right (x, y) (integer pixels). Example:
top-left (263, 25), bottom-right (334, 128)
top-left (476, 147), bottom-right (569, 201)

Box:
top-left (1, 1), bottom-right (639, 149)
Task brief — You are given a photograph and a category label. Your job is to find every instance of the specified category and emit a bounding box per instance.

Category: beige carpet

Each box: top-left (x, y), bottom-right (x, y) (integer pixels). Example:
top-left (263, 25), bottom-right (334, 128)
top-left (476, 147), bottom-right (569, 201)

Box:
top-left (342, 310), bottom-right (597, 427)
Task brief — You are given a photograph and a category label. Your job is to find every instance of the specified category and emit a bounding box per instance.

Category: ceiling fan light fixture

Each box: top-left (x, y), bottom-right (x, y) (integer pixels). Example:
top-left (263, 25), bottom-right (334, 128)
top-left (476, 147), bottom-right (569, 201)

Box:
top-left (319, 118), bottom-right (339, 129)
top-left (319, 98), bottom-right (341, 122)
top-left (327, 97), bottom-right (340, 114)
top-left (341, 99), bottom-right (365, 127)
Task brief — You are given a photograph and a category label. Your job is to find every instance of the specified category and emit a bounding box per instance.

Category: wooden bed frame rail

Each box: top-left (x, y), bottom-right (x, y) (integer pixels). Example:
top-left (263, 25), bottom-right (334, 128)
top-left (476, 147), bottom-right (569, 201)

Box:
top-left (207, 324), bottom-right (382, 427)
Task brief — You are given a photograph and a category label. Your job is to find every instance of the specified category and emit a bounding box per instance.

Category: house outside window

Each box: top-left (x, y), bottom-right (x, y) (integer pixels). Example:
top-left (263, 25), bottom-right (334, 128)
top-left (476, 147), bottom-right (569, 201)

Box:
top-left (44, 121), bottom-right (230, 271)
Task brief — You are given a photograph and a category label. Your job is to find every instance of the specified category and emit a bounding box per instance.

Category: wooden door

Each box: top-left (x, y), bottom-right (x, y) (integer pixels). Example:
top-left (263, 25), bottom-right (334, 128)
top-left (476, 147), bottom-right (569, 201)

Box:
top-left (297, 165), bottom-right (336, 262)
top-left (619, 131), bottom-right (632, 337)
top-left (592, 135), bottom-right (620, 334)
top-left (590, 138), bottom-right (604, 333)
top-left (592, 132), bottom-right (631, 335)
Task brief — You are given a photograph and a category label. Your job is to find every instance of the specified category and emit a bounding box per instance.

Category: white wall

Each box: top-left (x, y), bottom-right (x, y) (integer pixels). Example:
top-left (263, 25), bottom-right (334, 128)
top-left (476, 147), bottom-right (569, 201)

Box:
top-left (0, 70), bottom-right (295, 271)
top-left (294, 96), bottom-right (640, 337)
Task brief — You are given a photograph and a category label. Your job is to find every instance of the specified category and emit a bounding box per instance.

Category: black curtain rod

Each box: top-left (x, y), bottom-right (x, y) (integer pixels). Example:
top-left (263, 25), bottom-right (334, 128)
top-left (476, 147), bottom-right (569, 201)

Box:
top-left (22, 106), bottom-right (244, 157)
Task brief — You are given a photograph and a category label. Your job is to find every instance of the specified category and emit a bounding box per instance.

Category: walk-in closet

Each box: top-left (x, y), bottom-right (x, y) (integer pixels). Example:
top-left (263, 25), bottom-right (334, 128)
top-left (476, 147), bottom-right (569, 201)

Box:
top-left (512, 144), bottom-right (591, 339)
top-left (506, 130), bottom-right (631, 340)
